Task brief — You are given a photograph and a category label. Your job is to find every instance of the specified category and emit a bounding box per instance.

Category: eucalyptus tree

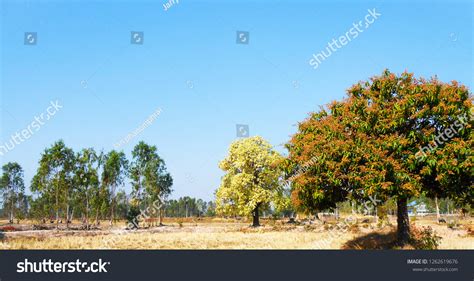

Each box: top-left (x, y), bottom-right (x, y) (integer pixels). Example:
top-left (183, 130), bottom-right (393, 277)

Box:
top-left (130, 141), bottom-right (157, 203)
top-left (0, 162), bottom-right (25, 223)
top-left (130, 141), bottom-right (173, 225)
top-left (102, 150), bottom-right (129, 225)
top-left (31, 140), bottom-right (75, 228)
top-left (74, 148), bottom-right (100, 229)
top-left (90, 150), bottom-right (109, 225)
top-left (143, 157), bottom-right (173, 225)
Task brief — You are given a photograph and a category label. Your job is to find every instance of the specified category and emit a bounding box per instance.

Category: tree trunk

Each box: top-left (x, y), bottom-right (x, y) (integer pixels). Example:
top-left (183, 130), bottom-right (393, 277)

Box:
top-left (56, 184), bottom-right (59, 229)
top-left (110, 202), bottom-right (114, 226)
top-left (95, 208), bottom-right (100, 226)
top-left (396, 197), bottom-right (410, 244)
top-left (252, 204), bottom-right (260, 227)
top-left (85, 196), bottom-right (89, 230)
top-left (9, 208), bottom-right (13, 224)
top-left (435, 196), bottom-right (440, 221)
top-left (110, 184), bottom-right (116, 226)
top-left (66, 204), bottom-right (70, 229)
top-left (159, 208), bottom-right (164, 226)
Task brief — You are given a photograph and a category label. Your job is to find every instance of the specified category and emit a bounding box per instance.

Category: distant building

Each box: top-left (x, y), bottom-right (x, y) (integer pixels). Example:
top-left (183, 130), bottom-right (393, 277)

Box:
top-left (408, 201), bottom-right (429, 216)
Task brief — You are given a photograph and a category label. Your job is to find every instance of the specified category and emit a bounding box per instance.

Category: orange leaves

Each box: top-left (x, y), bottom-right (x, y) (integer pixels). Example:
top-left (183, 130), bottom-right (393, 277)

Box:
top-left (286, 70), bottom-right (473, 211)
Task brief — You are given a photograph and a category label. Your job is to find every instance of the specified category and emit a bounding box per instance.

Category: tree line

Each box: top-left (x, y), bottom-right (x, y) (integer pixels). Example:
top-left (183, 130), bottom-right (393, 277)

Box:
top-left (0, 140), bottom-right (174, 228)
top-left (165, 197), bottom-right (216, 217)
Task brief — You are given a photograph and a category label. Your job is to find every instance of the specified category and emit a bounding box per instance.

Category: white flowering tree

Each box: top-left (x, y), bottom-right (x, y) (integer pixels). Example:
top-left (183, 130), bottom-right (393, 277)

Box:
top-left (215, 136), bottom-right (285, 226)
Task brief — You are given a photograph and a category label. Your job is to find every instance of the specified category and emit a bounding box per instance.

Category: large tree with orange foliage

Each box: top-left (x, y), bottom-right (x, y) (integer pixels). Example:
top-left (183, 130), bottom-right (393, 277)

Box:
top-left (285, 70), bottom-right (472, 243)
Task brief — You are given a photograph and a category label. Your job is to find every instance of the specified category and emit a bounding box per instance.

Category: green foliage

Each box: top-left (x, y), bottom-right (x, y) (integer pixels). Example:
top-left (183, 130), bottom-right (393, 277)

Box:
top-left (31, 140), bottom-right (75, 223)
top-left (126, 204), bottom-right (141, 229)
top-left (165, 197), bottom-right (214, 217)
top-left (129, 141), bottom-right (172, 225)
top-left (0, 162), bottom-right (26, 222)
top-left (73, 148), bottom-right (100, 227)
top-left (285, 70), bottom-right (473, 240)
top-left (102, 150), bottom-right (129, 223)
top-left (130, 141), bottom-right (172, 206)
top-left (16, 139), bottom-right (173, 225)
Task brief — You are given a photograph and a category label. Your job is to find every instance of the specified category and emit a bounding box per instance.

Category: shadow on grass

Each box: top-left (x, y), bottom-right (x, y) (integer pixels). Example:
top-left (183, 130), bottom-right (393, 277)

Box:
top-left (342, 229), bottom-right (405, 249)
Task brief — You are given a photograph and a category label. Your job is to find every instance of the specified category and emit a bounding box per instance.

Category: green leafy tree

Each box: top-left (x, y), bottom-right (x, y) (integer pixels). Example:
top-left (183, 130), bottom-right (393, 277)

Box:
top-left (0, 162), bottom-right (26, 223)
top-left (205, 200), bottom-right (216, 217)
top-left (286, 70), bottom-right (472, 243)
top-left (28, 191), bottom-right (54, 222)
top-left (130, 141), bottom-right (173, 225)
top-left (74, 148), bottom-right (100, 229)
top-left (130, 141), bottom-right (157, 202)
top-left (102, 150), bottom-right (129, 225)
top-left (143, 156), bottom-right (173, 225)
top-left (115, 190), bottom-right (129, 220)
top-left (31, 140), bottom-right (75, 228)
top-left (215, 136), bottom-right (285, 227)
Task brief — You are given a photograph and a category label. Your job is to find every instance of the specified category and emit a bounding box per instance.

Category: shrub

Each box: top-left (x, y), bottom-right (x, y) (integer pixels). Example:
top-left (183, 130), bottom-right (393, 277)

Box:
top-left (0, 225), bottom-right (18, 232)
top-left (447, 220), bottom-right (459, 230)
top-left (126, 205), bottom-right (141, 229)
top-left (376, 206), bottom-right (389, 228)
top-left (411, 226), bottom-right (442, 249)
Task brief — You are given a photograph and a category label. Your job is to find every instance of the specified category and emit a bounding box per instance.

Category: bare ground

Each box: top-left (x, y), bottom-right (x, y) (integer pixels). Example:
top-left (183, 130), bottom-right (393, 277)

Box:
top-left (0, 216), bottom-right (472, 250)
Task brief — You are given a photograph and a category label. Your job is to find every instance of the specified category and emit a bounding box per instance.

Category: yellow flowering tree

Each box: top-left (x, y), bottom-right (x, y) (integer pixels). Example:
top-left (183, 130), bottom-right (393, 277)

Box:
top-left (215, 136), bottom-right (285, 226)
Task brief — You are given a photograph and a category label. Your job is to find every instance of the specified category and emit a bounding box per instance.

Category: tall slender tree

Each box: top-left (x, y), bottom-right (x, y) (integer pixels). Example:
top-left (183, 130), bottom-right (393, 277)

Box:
top-left (144, 157), bottom-right (173, 225)
top-left (130, 141), bottom-right (157, 203)
top-left (102, 150), bottom-right (129, 225)
top-left (74, 148), bottom-right (100, 229)
top-left (129, 141), bottom-right (173, 225)
top-left (31, 140), bottom-right (75, 228)
top-left (0, 162), bottom-right (26, 223)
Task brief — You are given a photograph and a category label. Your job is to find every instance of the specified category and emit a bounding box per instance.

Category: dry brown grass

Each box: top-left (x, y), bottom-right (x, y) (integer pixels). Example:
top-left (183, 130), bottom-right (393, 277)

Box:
top-left (1, 216), bottom-right (472, 250)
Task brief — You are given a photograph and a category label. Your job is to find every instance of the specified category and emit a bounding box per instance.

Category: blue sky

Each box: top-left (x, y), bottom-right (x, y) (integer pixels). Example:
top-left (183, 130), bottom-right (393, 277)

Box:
top-left (1, 0), bottom-right (472, 200)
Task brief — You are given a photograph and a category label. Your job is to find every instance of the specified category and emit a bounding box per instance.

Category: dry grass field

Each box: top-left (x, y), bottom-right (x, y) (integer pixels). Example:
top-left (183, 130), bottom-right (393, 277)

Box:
top-left (0, 216), bottom-right (473, 250)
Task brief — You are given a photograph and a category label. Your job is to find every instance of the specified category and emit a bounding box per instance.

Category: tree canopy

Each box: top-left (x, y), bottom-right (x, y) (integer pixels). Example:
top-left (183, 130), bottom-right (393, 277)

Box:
top-left (0, 162), bottom-right (26, 223)
top-left (215, 136), bottom-right (285, 226)
top-left (285, 70), bottom-right (473, 242)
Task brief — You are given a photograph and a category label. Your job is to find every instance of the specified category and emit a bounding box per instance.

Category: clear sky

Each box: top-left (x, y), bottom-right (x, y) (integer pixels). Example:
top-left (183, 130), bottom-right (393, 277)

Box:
top-left (1, 0), bottom-right (472, 201)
